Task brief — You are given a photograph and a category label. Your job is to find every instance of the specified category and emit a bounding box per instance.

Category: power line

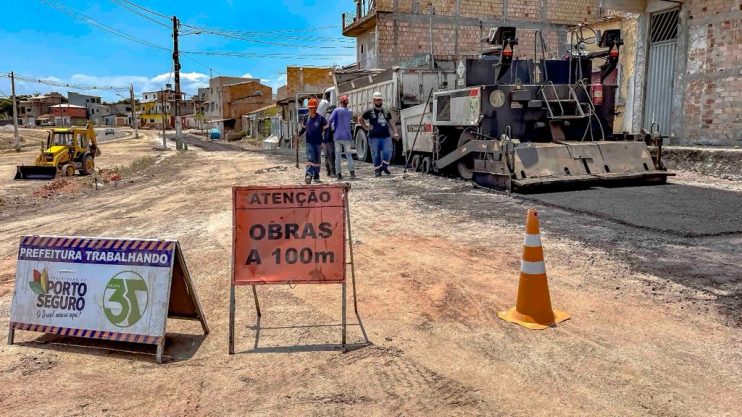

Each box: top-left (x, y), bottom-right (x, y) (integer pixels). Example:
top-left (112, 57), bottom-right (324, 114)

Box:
top-left (115, 0), bottom-right (174, 20)
top-left (39, 0), bottom-right (170, 51)
top-left (114, 0), bottom-right (350, 47)
top-left (108, 0), bottom-right (171, 28)
top-left (179, 27), bottom-right (354, 49)
top-left (0, 73), bottom-right (130, 92)
top-left (40, 0), bottom-right (356, 60)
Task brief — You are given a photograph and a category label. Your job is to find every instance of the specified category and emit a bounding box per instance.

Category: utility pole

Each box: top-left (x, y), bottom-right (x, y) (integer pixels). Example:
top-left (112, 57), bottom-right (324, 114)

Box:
top-left (429, 2), bottom-right (435, 70)
top-left (172, 15), bottom-right (183, 150)
top-left (10, 72), bottom-right (20, 152)
top-left (129, 84), bottom-right (139, 139)
top-left (161, 89), bottom-right (167, 148)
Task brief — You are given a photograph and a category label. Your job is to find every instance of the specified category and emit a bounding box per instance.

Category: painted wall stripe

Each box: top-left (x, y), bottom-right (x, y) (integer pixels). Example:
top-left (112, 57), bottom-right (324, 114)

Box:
top-left (521, 260), bottom-right (547, 275)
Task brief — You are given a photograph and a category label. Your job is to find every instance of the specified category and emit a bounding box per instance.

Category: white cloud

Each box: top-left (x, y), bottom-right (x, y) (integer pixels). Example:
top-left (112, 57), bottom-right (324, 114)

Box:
top-left (241, 73), bottom-right (254, 79)
top-left (4, 72), bottom-right (212, 101)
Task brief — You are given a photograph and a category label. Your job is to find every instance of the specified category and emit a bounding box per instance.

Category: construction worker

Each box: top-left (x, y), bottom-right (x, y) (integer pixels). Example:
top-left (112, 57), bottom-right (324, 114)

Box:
top-left (359, 92), bottom-right (399, 177)
top-left (319, 97), bottom-right (336, 178)
top-left (298, 98), bottom-right (328, 184)
top-left (329, 95), bottom-right (355, 180)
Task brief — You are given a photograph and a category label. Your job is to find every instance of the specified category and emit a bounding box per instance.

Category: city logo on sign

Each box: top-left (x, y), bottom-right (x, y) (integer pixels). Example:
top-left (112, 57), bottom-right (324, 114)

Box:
top-left (103, 271), bottom-right (150, 327)
top-left (29, 268), bottom-right (49, 295)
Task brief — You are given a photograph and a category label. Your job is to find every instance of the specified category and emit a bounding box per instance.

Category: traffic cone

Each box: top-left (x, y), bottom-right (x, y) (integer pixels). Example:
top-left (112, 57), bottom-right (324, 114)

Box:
top-left (498, 209), bottom-right (570, 329)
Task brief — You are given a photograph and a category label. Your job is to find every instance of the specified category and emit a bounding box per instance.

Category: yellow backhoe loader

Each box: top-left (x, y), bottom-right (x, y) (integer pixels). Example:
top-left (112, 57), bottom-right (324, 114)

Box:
top-left (14, 122), bottom-right (101, 180)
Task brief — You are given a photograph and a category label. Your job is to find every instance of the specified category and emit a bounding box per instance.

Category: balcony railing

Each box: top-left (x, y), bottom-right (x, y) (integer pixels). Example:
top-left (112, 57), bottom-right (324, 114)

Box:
top-left (342, 0), bottom-right (376, 34)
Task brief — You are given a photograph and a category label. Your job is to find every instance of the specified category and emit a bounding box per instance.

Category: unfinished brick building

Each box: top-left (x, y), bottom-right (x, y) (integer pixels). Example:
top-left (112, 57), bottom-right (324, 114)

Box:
top-left (342, 0), bottom-right (742, 145)
top-left (342, 0), bottom-right (601, 68)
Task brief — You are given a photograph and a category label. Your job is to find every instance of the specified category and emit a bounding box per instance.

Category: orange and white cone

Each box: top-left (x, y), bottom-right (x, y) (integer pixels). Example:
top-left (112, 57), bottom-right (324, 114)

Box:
top-left (498, 209), bottom-right (570, 329)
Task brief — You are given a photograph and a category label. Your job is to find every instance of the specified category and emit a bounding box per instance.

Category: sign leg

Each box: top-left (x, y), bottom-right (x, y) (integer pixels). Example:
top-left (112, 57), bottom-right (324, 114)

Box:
top-left (156, 339), bottom-right (165, 364)
top-left (252, 285), bottom-right (261, 317)
top-left (7, 325), bottom-right (15, 345)
top-left (229, 283), bottom-right (236, 355)
top-left (341, 282), bottom-right (347, 351)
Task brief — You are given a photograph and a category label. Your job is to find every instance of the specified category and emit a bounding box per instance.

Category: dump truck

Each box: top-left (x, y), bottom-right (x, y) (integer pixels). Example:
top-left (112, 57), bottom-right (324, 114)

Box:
top-left (15, 122), bottom-right (101, 180)
top-left (322, 66), bottom-right (456, 162)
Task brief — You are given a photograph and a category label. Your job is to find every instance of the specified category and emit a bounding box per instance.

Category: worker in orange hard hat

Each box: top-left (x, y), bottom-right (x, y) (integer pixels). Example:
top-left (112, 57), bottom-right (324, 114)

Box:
top-left (297, 97), bottom-right (328, 184)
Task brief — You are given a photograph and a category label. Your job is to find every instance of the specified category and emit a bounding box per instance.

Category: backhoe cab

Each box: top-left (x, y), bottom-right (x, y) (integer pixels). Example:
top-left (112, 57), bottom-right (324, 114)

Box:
top-left (14, 122), bottom-right (101, 180)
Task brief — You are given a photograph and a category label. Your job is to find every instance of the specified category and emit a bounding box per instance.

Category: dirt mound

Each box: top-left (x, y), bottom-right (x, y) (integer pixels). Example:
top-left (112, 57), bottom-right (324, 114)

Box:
top-left (98, 168), bottom-right (122, 183)
top-left (31, 177), bottom-right (84, 198)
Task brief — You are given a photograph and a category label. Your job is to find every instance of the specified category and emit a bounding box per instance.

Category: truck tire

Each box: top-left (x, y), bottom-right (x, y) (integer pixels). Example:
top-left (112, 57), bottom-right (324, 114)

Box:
top-left (355, 129), bottom-right (371, 162)
top-left (411, 154), bottom-right (422, 172)
top-left (421, 157), bottom-right (433, 173)
top-left (81, 156), bottom-right (95, 175)
top-left (62, 164), bottom-right (76, 177)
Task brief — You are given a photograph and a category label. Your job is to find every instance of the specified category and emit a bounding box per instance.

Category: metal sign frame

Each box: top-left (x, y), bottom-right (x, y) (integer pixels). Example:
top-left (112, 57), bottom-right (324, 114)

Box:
top-left (7, 237), bottom-right (209, 364)
top-left (229, 183), bottom-right (367, 354)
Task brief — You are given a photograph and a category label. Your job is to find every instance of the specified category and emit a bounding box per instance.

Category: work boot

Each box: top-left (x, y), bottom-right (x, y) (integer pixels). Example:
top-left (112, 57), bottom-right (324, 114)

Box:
top-left (337, 173), bottom-right (343, 180)
top-left (382, 165), bottom-right (391, 175)
top-left (313, 176), bottom-right (322, 183)
top-left (304, 175), bottom-right (312, 185)
top-left (374, 169), bottom-right (381, 177)
top-left (314, 174), bottom-right (320, 181)
top-left (350, 171), bottom-right (357, 179)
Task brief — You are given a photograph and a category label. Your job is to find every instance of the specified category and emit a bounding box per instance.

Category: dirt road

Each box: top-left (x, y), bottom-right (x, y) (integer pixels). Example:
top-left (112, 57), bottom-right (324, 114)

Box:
top-left (0, 132), bottom-right (740, 416)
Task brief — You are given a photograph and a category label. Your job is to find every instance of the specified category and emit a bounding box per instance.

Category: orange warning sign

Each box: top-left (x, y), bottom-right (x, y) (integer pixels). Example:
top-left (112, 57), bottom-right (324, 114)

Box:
top-left (232, 184), bottom-right (346, 285)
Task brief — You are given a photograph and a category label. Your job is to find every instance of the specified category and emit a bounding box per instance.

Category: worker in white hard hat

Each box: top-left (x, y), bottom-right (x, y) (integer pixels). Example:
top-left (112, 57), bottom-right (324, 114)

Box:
top-left (359, 92), bottom-right (399, 177)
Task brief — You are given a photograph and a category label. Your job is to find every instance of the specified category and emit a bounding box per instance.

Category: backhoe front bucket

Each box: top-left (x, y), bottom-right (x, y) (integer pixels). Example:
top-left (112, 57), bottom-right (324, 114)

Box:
top-left (14, 166), bottom-right (58, 180)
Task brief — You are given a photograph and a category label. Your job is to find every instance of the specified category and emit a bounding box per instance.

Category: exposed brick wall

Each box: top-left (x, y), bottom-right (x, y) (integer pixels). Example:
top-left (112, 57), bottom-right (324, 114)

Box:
top-left (682, 0), bottom-right (742, 145)
top-left (352, 0), bottom-right (599, 69)
top-left (508, 0), bottom-right (542, 22)
top-left (222, 82), bottom-right (274, 130)
top-left (547, 0), bottom-right (598, 24)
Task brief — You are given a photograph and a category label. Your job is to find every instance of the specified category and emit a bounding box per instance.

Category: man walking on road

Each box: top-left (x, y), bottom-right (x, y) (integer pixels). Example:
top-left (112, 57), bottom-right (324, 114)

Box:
top-left (329, 95), bottom-right (355, 180)
top-left (359, 92), bottom-right (399, 177)
top-left (298, 98), bottom-right (328, 184)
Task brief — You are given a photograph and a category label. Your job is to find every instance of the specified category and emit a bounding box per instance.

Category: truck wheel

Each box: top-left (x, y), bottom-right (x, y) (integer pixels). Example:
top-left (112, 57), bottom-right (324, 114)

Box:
top-left (411, 155), bottom-right (422, 172)
top-left (457, 129), bottom-right (477, 180)
top-left (421, 157), bottom-right (433, 174)
top-left (62, 164), bottom-right (76, 177)
top-left (81, 156), bottom-right (94, 175)
top-left (355, 130), bottom-right (371, 162)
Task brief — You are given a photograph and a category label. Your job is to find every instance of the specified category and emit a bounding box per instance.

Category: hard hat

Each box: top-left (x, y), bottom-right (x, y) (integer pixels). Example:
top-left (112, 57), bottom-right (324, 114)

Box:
top-left (340, 95), bottom-right (349, 104)
top-left (372, 92), bottom-right (383, 100)
top-left (307, 98), bottom-right (318, 108)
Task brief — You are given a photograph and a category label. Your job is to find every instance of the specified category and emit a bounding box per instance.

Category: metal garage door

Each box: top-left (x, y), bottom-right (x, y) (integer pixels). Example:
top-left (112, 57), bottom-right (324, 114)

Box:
top-left (644, 8), bottom-right (680, 135)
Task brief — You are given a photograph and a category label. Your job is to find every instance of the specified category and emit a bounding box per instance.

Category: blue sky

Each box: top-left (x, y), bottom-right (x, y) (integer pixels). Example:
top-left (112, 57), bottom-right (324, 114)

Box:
top-left (0, 0), bottom-right (356, 101)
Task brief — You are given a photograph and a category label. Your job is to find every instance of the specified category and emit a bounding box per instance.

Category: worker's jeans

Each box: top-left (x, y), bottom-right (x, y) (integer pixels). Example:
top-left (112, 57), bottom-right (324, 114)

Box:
top-left (306, 142), bottom-right (322, 178)
top-left (335, 140), bottom-right (355, 174)
top-left (369, 137), bottom-right (393, 170)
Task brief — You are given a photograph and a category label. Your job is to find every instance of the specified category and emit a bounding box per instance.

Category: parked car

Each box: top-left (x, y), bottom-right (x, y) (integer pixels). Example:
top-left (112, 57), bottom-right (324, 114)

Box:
top-left (104, 128), bottom-right (115, 135)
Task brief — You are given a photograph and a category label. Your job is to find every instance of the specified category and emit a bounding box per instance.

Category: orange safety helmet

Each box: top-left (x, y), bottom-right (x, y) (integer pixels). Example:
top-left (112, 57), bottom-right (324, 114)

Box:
top-left (307, 98), bottom-right (319, 108)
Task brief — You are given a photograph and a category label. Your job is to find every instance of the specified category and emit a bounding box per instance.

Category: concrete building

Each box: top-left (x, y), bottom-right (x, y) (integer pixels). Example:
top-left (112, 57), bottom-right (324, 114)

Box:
top-left (138, 88), bottom-right (187, 129)
top-left (18, 93), bottom-right (63, 125)
top-left (275, 66), bottom-right (335, 140)
top-left (50, 104), bottom-right (87, 126)
top-left (204, 77), bottom-right (273, 133)
top-left (67, 92), bottom-right (109, 125)
top-left (203, 76), bottom-right (258, 122)
top-left (341, 0), bottom-right (603, 69)
top-left (596, 0), bottom-right (741, 146)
